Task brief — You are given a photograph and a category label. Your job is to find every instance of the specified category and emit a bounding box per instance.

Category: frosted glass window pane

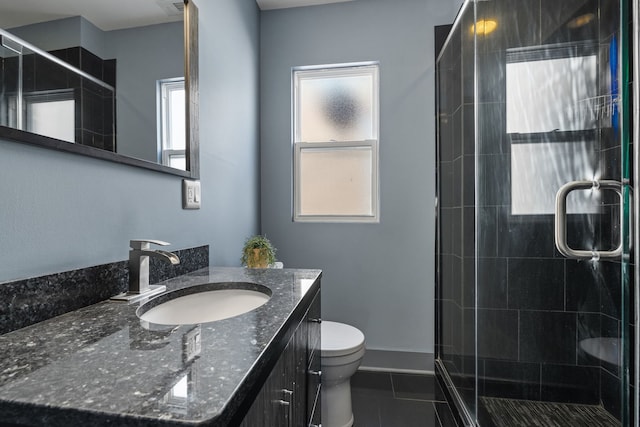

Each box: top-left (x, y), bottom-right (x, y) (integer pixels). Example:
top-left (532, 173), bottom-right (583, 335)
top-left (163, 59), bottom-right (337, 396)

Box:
top-left (27, 100), bottom-right (75, 143)
top-left (506, 55), bottom-right (597, 133)
top-left (300, 148), bottom-right (373, 216)
top-left (299, 73), bottom-right (374, 142)
top-left (511, 142), bottom-right (600, 215)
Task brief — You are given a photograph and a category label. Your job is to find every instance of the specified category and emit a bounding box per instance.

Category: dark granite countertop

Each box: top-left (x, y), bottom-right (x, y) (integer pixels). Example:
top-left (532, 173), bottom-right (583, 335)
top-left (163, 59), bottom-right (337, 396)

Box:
top-left (0, 267), bottom-right (322, 426)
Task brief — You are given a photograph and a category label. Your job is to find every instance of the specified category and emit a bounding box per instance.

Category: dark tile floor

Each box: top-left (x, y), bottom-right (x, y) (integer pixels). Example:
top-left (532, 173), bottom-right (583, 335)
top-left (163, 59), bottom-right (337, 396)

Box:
top-left (350, 370), bottom-right (458, 427)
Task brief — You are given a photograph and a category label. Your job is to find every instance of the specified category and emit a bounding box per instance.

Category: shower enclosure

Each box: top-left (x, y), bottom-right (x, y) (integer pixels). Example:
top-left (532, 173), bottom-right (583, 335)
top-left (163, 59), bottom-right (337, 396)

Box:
top-left (435, 0), bottom-right (638, 425)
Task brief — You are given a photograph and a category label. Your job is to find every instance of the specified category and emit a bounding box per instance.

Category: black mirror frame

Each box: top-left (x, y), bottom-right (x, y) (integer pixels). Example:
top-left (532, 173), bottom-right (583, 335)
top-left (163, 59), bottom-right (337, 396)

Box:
top-left (0, 0), bottom-right (199, 180)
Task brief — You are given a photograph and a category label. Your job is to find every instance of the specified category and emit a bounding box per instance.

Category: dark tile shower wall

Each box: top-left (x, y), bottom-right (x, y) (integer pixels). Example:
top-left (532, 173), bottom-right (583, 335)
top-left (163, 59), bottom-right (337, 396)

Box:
top-left (474, 0), bottom-right (625, 419)
top-left (0, 46), bottom-right (115, 151)
top-left (436, 0), bottom-right (630, 423)
top-left (51, 47), bottom-right (116, 151)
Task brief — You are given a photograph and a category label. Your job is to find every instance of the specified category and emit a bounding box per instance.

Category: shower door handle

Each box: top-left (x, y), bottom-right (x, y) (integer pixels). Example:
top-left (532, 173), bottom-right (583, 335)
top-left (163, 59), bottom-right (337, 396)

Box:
top-left (554, 180), bottom-right (623, 260)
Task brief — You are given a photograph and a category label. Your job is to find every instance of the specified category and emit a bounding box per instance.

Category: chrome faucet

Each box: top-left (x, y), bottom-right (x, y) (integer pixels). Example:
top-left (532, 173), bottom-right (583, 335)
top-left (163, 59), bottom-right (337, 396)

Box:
top-left (111, 239), bottom-right (180, 303)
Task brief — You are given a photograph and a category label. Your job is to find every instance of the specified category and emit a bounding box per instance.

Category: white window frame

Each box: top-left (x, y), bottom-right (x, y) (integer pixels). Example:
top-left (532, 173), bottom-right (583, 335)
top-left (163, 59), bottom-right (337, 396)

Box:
top-left (292, 62), bottom-right (380, 223)
top-left (157, 77), bottom-right (186, 168)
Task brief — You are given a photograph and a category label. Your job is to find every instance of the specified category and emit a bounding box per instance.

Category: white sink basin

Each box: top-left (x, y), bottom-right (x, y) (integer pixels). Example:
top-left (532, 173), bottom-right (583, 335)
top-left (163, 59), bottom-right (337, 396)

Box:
top-left (137, 282), bottom-right (271, 325)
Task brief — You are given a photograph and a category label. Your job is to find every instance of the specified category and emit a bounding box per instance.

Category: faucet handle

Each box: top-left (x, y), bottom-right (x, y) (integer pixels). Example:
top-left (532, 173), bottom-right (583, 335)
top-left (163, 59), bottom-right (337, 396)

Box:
top-left (130, 239), bottom-right (171, 250)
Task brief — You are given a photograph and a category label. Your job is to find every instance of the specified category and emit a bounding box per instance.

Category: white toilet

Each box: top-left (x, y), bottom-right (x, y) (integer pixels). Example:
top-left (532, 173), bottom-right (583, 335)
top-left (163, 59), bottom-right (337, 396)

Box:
top-left (321, 321), bottom-right (366, 427)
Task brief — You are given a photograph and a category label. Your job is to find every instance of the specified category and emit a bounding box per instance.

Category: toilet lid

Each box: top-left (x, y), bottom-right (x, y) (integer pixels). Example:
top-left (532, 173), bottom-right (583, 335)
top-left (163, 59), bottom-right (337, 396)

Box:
top-left (321, 321), bottom-right (365, 357)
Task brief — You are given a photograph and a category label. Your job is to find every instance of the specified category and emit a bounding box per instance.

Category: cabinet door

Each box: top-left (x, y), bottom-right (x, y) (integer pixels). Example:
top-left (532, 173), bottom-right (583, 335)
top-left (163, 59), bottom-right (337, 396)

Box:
top-left (240, 352), bottom-right (289, 426)
top-left (306, 290), bottom-right (322, 426)
top-left (307, 349), bottom-right (321, 426)
top-left (290, 315), bottom-right (308, 427)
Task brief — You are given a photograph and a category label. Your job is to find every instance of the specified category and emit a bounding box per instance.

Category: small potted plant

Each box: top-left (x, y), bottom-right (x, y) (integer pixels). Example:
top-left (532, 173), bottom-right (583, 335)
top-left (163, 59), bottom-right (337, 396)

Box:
top-left (241, 235), bottom-right (277, 268)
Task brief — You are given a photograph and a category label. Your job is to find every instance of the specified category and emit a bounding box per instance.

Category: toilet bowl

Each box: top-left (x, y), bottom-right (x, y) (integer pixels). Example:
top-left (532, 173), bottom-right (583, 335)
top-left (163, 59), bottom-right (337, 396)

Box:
top-left (321, 321), bottom-right (365, 427)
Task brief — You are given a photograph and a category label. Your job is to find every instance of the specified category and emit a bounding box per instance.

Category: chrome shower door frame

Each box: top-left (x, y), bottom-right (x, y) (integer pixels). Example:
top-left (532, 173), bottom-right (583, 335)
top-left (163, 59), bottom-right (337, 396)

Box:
top-left (632, 0), bottom-right (639, 423)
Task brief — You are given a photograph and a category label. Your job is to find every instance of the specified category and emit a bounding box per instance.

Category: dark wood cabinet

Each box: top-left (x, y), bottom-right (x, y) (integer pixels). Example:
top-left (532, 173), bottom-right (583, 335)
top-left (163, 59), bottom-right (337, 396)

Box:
top-left (241, 288), bottom-right (321, 427)
top-left (306, 291), bottom-right (322, 426)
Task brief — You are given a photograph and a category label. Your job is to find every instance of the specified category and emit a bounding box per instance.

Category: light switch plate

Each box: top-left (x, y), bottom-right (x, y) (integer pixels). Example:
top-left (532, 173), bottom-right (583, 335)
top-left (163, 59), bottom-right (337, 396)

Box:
top-left (182, 179), bottom-right (201, 209)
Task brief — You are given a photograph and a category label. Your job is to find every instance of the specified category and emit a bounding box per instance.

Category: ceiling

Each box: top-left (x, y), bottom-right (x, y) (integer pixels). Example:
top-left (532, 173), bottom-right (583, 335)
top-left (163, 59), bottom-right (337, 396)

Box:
top-left (0, 0), bottom-right (354, 31)
top-left (256, 0), bottom-right (354, 11)
top-left (0, 0), bottom-right (183, 31)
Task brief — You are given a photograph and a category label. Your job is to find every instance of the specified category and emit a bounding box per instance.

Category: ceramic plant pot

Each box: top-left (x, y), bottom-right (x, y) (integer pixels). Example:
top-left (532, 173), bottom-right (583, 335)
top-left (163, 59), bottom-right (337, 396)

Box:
top-left (248, 248), bottom-right (269, 268)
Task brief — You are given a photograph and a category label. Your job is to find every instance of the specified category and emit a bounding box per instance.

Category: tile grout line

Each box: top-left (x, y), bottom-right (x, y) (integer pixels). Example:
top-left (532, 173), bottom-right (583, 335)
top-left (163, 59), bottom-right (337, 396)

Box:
top-left (352, 371), bottom-right (453, 427)
top-left (433, 401), bottom-right (444, 427)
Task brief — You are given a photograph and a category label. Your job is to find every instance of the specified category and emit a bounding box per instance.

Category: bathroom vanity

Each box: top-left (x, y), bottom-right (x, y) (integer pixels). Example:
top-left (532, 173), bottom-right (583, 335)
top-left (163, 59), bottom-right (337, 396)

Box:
top-left (0, 267), bottom-right (321, 426)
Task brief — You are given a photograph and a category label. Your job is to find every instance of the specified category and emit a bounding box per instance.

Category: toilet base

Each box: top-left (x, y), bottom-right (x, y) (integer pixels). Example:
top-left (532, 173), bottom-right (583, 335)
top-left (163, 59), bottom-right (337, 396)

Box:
top-left (330, 414), bottom-right (353, 427)
top-left (322, 378), bottom-right (355, 427)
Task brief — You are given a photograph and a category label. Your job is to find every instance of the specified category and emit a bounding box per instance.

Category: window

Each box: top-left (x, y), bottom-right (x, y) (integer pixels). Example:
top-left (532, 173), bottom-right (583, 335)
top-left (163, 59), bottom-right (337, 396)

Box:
top-left (506, 45), bottom-right (600, 215)
top-left (293, 63), bottom-right (379, 222)
top-left (158, 78), bottom-right (186, 170)
top-left (9, 91), bottom-right (75, 143)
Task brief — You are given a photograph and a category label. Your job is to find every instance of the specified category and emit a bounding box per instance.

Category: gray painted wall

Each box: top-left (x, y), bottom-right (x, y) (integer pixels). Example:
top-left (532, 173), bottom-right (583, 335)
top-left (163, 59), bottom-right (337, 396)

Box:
top-left (0, 0), bottom-right (261, 283)
top-left (260, 0), bottom-right (461, 353)
top-left (9, 17), bottom-right (84, 52)
top-left (10, 16), bottom-right (107, 58)
top-left (106, 22), bottom-right (184, 162)
top-left (79, 17), bottom-right (108, 58)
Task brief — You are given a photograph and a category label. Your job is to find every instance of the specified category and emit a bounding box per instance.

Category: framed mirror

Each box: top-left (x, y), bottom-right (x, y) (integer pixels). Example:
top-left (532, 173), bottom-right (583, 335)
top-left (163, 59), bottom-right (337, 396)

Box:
top-left (0, 0), bottom-right (199, 178)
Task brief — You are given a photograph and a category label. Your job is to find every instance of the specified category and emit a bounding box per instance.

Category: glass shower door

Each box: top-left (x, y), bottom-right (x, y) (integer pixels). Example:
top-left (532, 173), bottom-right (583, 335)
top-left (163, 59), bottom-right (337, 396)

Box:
top-left (473, 0), bottom-right (631, 425)
top-left (435, 1), bottom-right (478, 423)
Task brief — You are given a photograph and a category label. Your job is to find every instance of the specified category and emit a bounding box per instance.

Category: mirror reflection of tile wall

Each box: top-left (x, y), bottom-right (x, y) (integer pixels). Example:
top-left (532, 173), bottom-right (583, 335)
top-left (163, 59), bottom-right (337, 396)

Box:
top-left (1, 45), bottom-right (116, 151)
